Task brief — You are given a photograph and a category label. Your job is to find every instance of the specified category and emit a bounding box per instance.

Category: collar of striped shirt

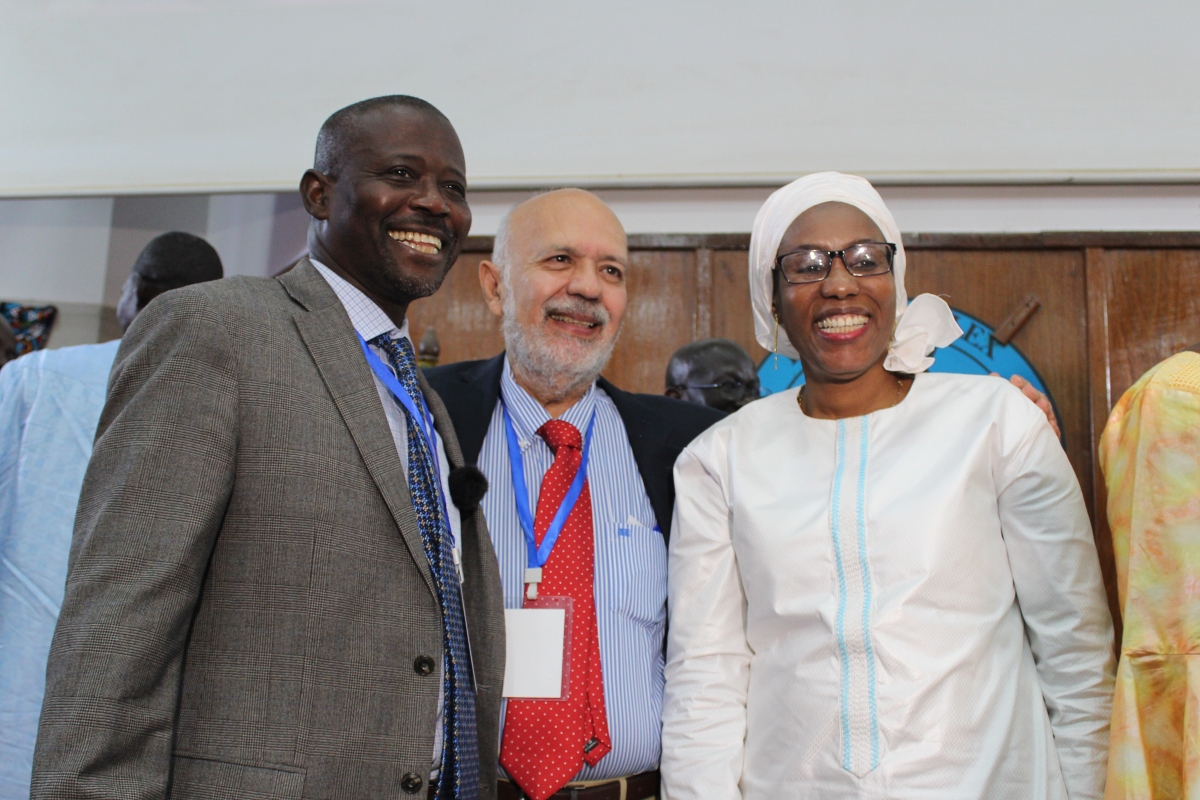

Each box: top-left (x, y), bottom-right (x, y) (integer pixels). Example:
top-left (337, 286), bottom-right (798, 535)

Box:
top-left (309, 258), bottom-right (411, 345)
top-left (499, 356), bottom-right (599, 448)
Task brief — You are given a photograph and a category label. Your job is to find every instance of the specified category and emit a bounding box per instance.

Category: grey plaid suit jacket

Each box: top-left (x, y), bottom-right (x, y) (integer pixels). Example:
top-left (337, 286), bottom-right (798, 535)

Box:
top-left (30, 259), bottom-right (505, 800)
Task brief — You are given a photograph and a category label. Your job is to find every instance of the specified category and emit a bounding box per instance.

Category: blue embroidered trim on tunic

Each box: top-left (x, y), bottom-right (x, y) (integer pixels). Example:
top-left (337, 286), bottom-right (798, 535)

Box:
top-left (857, 417), bottom-right (880, 769)
top-left (831, 425), bottom-right (852, 767)
top-left (831, 418), bottom-right (880, 777)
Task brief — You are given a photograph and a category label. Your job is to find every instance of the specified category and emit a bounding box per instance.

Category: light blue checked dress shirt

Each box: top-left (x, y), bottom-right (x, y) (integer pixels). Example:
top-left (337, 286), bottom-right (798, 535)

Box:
top-left (310, 260), bottom-right (462, 778)
top-left (480, 357), bottom-right (667, 781)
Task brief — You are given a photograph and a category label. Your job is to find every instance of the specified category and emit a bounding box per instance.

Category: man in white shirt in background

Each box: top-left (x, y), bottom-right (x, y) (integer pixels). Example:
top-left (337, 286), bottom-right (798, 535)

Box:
top-left (0, 232), bottom-right (222, 800)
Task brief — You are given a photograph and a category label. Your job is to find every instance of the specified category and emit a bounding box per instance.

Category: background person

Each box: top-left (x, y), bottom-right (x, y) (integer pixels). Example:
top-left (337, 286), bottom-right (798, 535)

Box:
top-left (661, 172), bottom-right (1114, 800)
top-left (1101, 343), bottom-right (1200, 799)
top-left (0, 232), bottom-right (221, 800)
top-left (664, 338), bottom-right (760, 413)
top-left (426, 189), bottom-right (722, 800)
top-left (0, 317), bottom-right (16, 365)
top-left (31, 96), bottom-right (504, 800)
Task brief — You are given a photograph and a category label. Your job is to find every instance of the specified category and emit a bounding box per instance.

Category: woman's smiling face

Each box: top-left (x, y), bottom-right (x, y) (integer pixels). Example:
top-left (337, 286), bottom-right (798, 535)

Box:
top-left (773, 201), bottom-right (898, 383)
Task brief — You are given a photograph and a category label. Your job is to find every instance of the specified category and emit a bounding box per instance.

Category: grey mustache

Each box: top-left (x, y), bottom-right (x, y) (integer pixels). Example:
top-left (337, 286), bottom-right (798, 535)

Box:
top-left (543, 298), bottom-right (609, 325)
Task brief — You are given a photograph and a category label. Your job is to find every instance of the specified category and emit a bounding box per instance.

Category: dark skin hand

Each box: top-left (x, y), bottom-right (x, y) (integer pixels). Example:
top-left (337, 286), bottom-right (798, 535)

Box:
top-left (300, 106), bottom-right (472, 329)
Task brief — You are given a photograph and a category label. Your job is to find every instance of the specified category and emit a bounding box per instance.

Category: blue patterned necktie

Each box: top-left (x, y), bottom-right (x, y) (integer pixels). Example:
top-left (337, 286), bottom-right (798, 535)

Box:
top-left (371, 333), bottom-right (479, 800)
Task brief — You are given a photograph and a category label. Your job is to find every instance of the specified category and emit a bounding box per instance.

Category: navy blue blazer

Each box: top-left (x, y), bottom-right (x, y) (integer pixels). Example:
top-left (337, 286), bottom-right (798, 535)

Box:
top-left (424, 353), bottom-right (725, 540)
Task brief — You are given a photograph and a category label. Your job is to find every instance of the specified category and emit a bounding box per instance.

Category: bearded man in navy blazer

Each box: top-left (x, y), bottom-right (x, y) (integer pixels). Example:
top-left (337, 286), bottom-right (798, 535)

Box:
top-left (424, 189), bottom-right (722, 800)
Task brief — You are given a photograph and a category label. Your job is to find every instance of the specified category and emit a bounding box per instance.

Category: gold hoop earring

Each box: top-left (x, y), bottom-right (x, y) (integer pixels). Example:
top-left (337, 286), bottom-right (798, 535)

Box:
top-left (773, 316), bottom-right (780, 370)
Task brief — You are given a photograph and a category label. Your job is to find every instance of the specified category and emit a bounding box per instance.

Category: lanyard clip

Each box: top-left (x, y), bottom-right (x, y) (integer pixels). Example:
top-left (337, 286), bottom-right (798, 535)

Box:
top-left (524, 567), bottom-right (542, 600)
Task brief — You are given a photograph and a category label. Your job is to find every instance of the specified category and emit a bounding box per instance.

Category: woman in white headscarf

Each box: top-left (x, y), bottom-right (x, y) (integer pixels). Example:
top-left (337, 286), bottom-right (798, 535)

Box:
top-left (660, 173), bottom-right (1114, 800)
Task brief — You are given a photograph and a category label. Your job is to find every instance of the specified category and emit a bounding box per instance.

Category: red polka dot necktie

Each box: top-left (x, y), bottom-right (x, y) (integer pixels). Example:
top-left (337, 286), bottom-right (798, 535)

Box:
top-left (500, 419), bottom-right (611, 800)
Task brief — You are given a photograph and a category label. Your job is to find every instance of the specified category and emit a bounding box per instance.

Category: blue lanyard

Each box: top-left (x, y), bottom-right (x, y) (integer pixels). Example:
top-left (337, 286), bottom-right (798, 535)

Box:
top-left (357, 333), bottom-right (443, 490)
top-left (502, 401), bottom-right (596, 570)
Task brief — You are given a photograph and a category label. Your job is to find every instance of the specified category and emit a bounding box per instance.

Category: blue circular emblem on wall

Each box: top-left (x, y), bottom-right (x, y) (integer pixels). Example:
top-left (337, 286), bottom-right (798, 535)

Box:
top-left (758, 308), bottom-right (1054, 408)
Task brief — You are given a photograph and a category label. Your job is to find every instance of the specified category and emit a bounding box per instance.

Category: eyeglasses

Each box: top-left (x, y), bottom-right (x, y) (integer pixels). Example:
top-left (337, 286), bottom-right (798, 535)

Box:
top-left (677, 379), bottom-right (758, 393)
top-left (775, 242), bottom-right (896, 285)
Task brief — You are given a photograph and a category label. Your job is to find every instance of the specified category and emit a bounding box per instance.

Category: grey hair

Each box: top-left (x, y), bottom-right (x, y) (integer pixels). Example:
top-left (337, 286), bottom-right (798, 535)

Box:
top-left (491, 205), bottom-right (516, 275)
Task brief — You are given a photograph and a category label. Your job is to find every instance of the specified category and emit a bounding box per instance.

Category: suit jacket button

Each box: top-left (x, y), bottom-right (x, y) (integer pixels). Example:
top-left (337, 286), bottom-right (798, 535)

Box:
top-left (401, 772), bottom-right (424, 794)
top-left (414, 655), bottom-right (436, 676)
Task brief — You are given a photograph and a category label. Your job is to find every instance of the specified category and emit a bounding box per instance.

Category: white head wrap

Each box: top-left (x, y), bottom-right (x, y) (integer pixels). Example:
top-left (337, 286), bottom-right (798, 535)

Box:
top-left (749, 171), bottom-right (962, 373)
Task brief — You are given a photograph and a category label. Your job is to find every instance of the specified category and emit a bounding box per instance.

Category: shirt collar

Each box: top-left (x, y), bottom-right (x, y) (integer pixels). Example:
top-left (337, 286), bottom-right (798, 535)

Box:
top-left (499, 355), bottom-right (597, 452)
top-left (310, 258), bottom-right (410, 344)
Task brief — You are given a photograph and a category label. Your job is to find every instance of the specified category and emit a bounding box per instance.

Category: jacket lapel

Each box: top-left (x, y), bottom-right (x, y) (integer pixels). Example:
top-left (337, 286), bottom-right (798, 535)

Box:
top-left (425, 354), bottom-right (505, 466)
top-left (281, 260), bottom-right (436, 596)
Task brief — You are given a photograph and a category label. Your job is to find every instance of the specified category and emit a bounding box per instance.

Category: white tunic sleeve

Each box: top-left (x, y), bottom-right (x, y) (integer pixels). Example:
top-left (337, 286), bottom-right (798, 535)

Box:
top-left (661, 426), bottom-right (750, 800)
top-left (994, 396), bottom-right (1116, 800)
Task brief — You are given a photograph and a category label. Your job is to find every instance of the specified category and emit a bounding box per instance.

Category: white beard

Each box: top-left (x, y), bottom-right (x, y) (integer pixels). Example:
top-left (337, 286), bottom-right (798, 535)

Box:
top-left (502, 288), bottom-right (619, 405)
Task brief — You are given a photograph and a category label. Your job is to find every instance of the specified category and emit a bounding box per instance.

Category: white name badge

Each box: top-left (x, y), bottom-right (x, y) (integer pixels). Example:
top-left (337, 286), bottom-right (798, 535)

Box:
top-left (502, 607), bottom-right (566, 699)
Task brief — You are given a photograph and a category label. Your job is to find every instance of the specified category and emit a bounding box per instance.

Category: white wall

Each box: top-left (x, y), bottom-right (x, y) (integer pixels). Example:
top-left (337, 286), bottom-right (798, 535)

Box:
top-left (0, 193), bottom-right (310, 347)
top-left (470, 185), bottom-right (1200, 235)
top-left (0, 198), bottom-right (113, 304)
top-left (206, 194), bottom-right (277, 278)
top-left (0, 197), bottom-right (114, 347)
top-left (2, 1), bottom-right (1199, 196)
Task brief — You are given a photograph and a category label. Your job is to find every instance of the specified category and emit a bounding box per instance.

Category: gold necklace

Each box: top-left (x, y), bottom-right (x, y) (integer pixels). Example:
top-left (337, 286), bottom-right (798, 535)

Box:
top-left (798, 376), bottom-right (905, 416)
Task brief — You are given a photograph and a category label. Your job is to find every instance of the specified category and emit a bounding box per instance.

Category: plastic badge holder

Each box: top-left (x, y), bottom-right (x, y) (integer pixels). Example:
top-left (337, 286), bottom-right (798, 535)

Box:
top-left (523, 595), bottom-right (573, 701)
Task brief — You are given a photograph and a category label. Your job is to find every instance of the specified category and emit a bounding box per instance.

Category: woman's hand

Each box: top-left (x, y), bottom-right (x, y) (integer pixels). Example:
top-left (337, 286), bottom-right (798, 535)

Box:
top-left (993, 372), bottom-right (1061, 439)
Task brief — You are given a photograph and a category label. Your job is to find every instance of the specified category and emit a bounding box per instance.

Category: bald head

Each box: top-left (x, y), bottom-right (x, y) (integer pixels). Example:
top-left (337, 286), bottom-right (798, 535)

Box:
top-left (493, 189), bottom-right (626, 272)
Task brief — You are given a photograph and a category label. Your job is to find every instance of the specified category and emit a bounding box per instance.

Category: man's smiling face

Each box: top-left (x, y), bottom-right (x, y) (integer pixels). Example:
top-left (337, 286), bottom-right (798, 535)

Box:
top-left (485, 189), bottom-right (629, 400)
top-left (304, 105), bottom-right (471, 307)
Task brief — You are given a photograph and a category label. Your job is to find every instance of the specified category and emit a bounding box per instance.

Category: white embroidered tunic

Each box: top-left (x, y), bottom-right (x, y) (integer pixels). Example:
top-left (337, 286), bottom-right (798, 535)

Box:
top-left (660, 373), bottom-right (1115, 800)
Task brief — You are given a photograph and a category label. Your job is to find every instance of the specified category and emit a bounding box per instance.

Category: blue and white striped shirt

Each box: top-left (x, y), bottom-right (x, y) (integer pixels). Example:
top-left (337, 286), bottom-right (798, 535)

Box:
top-left (480, 357), bottom-right (667, 780)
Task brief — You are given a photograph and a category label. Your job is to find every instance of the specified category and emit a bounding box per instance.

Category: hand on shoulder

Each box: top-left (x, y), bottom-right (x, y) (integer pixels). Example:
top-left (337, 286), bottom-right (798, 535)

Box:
top-left (989, 372), bottom-right (1060, 439)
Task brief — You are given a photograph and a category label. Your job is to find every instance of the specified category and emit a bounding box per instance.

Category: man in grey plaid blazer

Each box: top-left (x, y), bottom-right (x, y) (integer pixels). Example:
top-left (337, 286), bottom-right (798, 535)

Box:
top-left (31, 97), bottom-right (505, 800)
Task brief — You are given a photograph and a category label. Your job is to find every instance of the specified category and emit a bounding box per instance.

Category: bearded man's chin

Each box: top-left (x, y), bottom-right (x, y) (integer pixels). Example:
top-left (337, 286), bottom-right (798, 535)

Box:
top-left (503, 318), bottom-right (617, 398)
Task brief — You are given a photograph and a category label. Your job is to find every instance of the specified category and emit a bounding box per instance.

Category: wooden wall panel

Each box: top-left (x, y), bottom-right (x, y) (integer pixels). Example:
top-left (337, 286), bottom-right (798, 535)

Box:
top-left (709, 249), bottom-right (766, 364)
top-left (1102, 248), bottom-right (1200, 399)
top-left (602, 250), bottom-right (700, 394)
top-left (407, 253), bottom-right (504, 365)
top-left (903, 250), bottom-right (1093, 517)
top-left (1084, 249), bottom-right (1120, 644)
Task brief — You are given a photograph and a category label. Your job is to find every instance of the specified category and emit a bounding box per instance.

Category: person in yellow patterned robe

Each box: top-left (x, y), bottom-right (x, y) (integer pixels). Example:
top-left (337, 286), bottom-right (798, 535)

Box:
top-left (1102, 346), bottom-right (1200, 799)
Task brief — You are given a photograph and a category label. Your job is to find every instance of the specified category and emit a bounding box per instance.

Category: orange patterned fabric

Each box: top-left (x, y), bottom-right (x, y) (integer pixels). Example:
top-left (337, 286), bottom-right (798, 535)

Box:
top-left (1102, 351), bottom-right (1200, 799)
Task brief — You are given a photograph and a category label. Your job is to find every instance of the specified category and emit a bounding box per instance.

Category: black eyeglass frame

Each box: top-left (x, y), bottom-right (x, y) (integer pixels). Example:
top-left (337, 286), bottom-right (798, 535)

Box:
top-left (774, 241), bottom-right (897, 285)
top-left (672, 379), bottom-right (759, 392)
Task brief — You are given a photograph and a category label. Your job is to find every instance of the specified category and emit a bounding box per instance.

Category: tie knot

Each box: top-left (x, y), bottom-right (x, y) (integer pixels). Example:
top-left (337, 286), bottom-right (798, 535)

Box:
top-left (371, 332), bottom-right (418, 378)
top-left (537, 419), bottom-right (582, 453)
